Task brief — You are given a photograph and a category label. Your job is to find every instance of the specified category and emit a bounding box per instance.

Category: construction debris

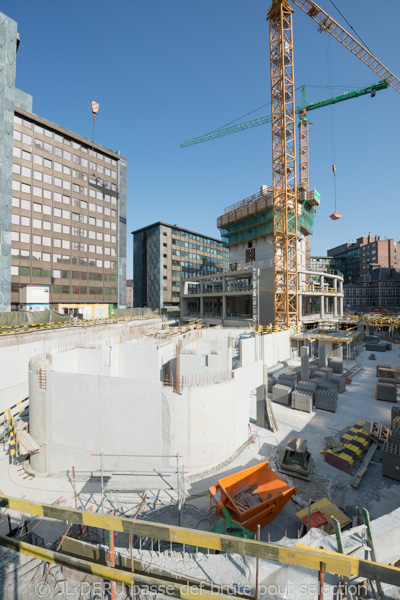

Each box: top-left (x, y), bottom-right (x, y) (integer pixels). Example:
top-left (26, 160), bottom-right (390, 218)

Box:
top-left (279, 437), bottom-right (313, 481)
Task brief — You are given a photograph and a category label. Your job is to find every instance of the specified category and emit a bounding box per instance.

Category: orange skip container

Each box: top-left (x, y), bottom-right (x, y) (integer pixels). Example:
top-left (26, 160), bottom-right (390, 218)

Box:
top-left (209, 461), bottom-right (296, 532)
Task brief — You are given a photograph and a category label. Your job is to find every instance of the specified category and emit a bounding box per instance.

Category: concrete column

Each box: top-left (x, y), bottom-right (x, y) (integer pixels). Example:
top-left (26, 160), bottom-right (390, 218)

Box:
top-left (300, 345), bottom-right (310, 381)
top-left (318, 339), bottom-right (327, 368)
top-left (200, 296), bottom-right (204, 318)
top-left (339, 296), bottom-right (343, 316)
top-left (298, 293), bottom-right (303, 320)
top-left (333, 295), bottom-right (338, 316)
top-left (320, 296), bottom-right (325, 319)
top-left (222, 296), bottom-right (226, 319)
top-left (256, 384), bottom-right (267, 427)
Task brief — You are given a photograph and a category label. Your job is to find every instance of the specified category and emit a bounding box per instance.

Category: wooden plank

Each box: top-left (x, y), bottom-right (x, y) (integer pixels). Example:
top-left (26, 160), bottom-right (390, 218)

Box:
top-left (0, 495), bottom-right (400, 586)
top-left (351, 443), bottom-right (378, 489)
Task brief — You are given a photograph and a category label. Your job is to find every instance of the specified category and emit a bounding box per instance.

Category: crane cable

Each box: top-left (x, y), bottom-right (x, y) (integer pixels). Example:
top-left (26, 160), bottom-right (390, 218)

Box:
top-left (91, 0), bottom-right (107, 145)
top-left (324, 32), bottom-right (339, 216)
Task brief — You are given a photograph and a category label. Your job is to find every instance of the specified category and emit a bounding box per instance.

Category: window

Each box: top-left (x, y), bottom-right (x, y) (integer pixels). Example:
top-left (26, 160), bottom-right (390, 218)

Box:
top-left (21, 166), bottom-right (31, 177)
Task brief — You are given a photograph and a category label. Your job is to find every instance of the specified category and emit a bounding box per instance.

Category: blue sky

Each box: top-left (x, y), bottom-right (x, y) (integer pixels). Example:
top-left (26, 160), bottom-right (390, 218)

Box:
top-left (4, 1), bottom-right (400, 276)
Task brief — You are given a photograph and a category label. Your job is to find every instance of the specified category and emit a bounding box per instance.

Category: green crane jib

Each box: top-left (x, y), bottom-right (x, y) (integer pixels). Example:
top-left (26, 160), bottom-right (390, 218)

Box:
top-left (181, 81), bottom-right (388, 147)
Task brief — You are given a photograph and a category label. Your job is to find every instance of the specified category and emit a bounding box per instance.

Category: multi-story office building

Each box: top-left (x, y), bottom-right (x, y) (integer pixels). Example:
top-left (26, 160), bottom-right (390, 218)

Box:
top-left (132, 222), bottom-right (229, 308)
top-left (317, 235), bottom-right (400, 284)
top-left (0, 11), bottom-right (126, 312)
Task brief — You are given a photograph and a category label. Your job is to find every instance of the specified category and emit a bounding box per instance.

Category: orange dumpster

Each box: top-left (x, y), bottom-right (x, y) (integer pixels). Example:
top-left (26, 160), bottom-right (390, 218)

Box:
top-left (209, 461), bottom-right (296, 532)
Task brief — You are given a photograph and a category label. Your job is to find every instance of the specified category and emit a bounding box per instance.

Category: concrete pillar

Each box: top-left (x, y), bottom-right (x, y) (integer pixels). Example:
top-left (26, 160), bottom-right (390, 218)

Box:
top-left (320, 296), bottom-right (325, 319)
top-left (336, 343), bottom-right (343, 359)
top-left (222, 296), bottom-right (227, 319)
top-left (298, 293), bottom-right (303, 320)
top-left (200, 296), bottom-right (204, 318)
top-left (333, 295), bottom-right (338, 316)
top-left (256, 384), bottom-right (267, 427)
top-left (300, 345), bottom-right (310, 381)
top-left (339, 296), bottom-right (343, 316)
top-left (318, 339), bottom-right (327, 368)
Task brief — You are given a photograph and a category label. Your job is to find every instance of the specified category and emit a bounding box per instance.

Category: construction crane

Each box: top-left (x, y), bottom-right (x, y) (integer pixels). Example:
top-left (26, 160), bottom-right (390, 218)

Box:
top-left (180, 82), bottom-right (388, 148)
top-left (269, 0), bottom-right (400, 329)
top-left (181, 82), bottom-right (388, 278)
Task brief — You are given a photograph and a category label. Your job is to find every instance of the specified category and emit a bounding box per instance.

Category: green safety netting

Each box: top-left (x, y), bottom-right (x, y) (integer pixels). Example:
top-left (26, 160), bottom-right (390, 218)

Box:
top-left (0, 309), bottom-right (71, 327)
top-left (112, 308), bottom-right (160, 318)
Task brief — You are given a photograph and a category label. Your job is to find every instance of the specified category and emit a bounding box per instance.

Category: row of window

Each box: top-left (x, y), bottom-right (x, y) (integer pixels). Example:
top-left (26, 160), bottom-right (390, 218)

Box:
top-left (11, 250), bottom-right (116, 269)
top-left (172, 239), bottom-right (228, 256)
top-left (11, 231), bottom-right (116, 254)
top-left (12, 177), bottom-right (118, 200)
top-left (171, 229), bottom-right (222, 247)
top-left (12, 203), bottom-right (117, 231)
top-left (171, 266), bottom-right (220, 277)
top-left (14, 115), bottom-right (118, 166)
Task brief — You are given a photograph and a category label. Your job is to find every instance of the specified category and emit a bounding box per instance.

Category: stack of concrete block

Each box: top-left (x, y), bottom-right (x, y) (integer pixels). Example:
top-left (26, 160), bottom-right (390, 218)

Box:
top-left (272, 384), bottom-right (292, 406)
top-left (268, 374), bottom-right (277, 393)
top-left (285, 368), bottom-right (301, 381)
top-left (309, 365), bottom-right (319, 375)
top-left (386, 342), bottom-right (392, 350)
top-left (278, 373), bottom-right (297, 390)
top-left (320, 366), bottom-right (333, 380)
top-left (317, 381), bottom-right (338, 393)
top-left (366, 342), bottom-right (387, 352)
top-left (394, 368), bottom-right (400, 384)
top-left (314, 389), bottom-right (338, 412)
top-left (331, 373), bottom-right (346, 393)
top-left (292, 389), bottom-right (313, 413)
top-left (313, 370), bottom-right (329, 381)
top-left (375, 382), bottom-right (397, 402)
top-left (389, 427), bottom-right (400, 445)
top-left (382, 442), bottom-right (400, 481)
top-left (296, 380), bottom-right (317, 394)
top-left (391, 406), bottom-right (400, 428)
top-left (328, 357), bottom-right (344, 374)
top-left (378, 377), bottom-right (397, 385)
top-left (376, 364), bottom-right (391, 377)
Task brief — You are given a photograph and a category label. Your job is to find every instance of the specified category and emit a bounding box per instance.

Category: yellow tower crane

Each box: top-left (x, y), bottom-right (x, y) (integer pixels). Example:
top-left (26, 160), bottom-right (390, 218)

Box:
top-left (267, 0), bottom-right (400, 329)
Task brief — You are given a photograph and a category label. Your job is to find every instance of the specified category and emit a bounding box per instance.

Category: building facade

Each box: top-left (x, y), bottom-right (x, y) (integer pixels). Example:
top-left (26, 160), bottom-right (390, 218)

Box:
top-left (0, 11), bottom-right (126, 312)
top-left (320, 235), bottom-right (400, 284)
top-left (126, 279), bottom-right (133, 307)
top-left (344, 266), bottom-right (400, 311)
top-left (132, 222), bottom-right (229, 308)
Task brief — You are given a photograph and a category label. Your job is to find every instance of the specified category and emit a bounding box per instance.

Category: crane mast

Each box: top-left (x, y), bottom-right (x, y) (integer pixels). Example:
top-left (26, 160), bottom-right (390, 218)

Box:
top-left (268, 0), bottom-right (298, 328)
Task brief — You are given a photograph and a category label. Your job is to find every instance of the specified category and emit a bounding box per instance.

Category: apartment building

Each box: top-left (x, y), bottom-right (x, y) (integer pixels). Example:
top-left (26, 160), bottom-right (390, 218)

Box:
top-left (0, 11), bottom-right (126, 311)
top-left (126, 279), bottom-right (134, 307)
top-left (132, 222), bottom-right (229, 308)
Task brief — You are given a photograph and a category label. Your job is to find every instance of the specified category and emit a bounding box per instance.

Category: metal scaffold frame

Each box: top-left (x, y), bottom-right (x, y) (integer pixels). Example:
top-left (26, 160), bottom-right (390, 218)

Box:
top-left (268, 0), bottom-right (298, 328)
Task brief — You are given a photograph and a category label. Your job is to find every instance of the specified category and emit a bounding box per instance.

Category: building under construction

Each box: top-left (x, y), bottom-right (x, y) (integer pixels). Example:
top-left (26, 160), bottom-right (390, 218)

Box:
top-left (180, 186), bottom-right (344, 326)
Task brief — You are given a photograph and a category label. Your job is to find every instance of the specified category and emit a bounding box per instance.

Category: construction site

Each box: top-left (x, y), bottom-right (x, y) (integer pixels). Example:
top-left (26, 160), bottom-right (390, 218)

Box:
top-left (1, 1), bottom-right (400, 599)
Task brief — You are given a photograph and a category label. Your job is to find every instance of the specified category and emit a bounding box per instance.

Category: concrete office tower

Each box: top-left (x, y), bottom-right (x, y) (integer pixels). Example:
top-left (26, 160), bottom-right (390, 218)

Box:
top-left (132, 222), bottom-right (229, 309)
top-left (0, 10), bottom-right (127, 312)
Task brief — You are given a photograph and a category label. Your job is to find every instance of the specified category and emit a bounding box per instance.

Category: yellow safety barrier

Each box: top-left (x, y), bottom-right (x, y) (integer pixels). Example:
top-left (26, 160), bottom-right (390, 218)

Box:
top-left (0, 495), bottom-right (399, 585)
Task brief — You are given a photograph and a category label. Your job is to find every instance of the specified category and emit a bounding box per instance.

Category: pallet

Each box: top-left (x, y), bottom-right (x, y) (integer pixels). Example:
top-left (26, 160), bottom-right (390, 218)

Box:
top-left (350, 443), bottom-right (378, 489)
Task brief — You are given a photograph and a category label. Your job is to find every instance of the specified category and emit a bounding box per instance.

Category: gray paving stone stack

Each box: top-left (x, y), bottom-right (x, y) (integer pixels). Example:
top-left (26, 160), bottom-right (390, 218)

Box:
top-left (296, 380), bottom-right (317, 393)
top-left (320, 366), bottom-right (333, 380)
top-left (317, 381), bottom-right (338, 393)
top-left (309, 365), bottom-right (319, 375)
top-left (268, 374), bottom-right (276, 393)
top-left (382, 442), bottom-right (400, 481)
top-left (391, 406), bottom-right (400, 429)
top-left (375, 382), bottom-right (397, 402)
top-left (389, 427), bottom-right (400, 445)
top-left (313, 370), bottom-right (328, 381)
top-left (366, 342), bottom-right (387, 352)
top-left (378, 377), bottom-right (397, 385)
top-left (386, 342), bottom-right (392, 350)
top-left (376, 364), bottom-right (391, 377)
top-left (366, 335), bottom-right (381, 343)
top-left (272, 384), bottom-right (292, 406)
top-left (331, 374), bottom-right (346, 393)
top-left (292, 389), bottom-right (313, 413)
top-left (314, 389), bottom-right (338, 412)
top-left (328, 357), bottom-right (344, 374)
top-left (278, 373), bottom-right (297, 390)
